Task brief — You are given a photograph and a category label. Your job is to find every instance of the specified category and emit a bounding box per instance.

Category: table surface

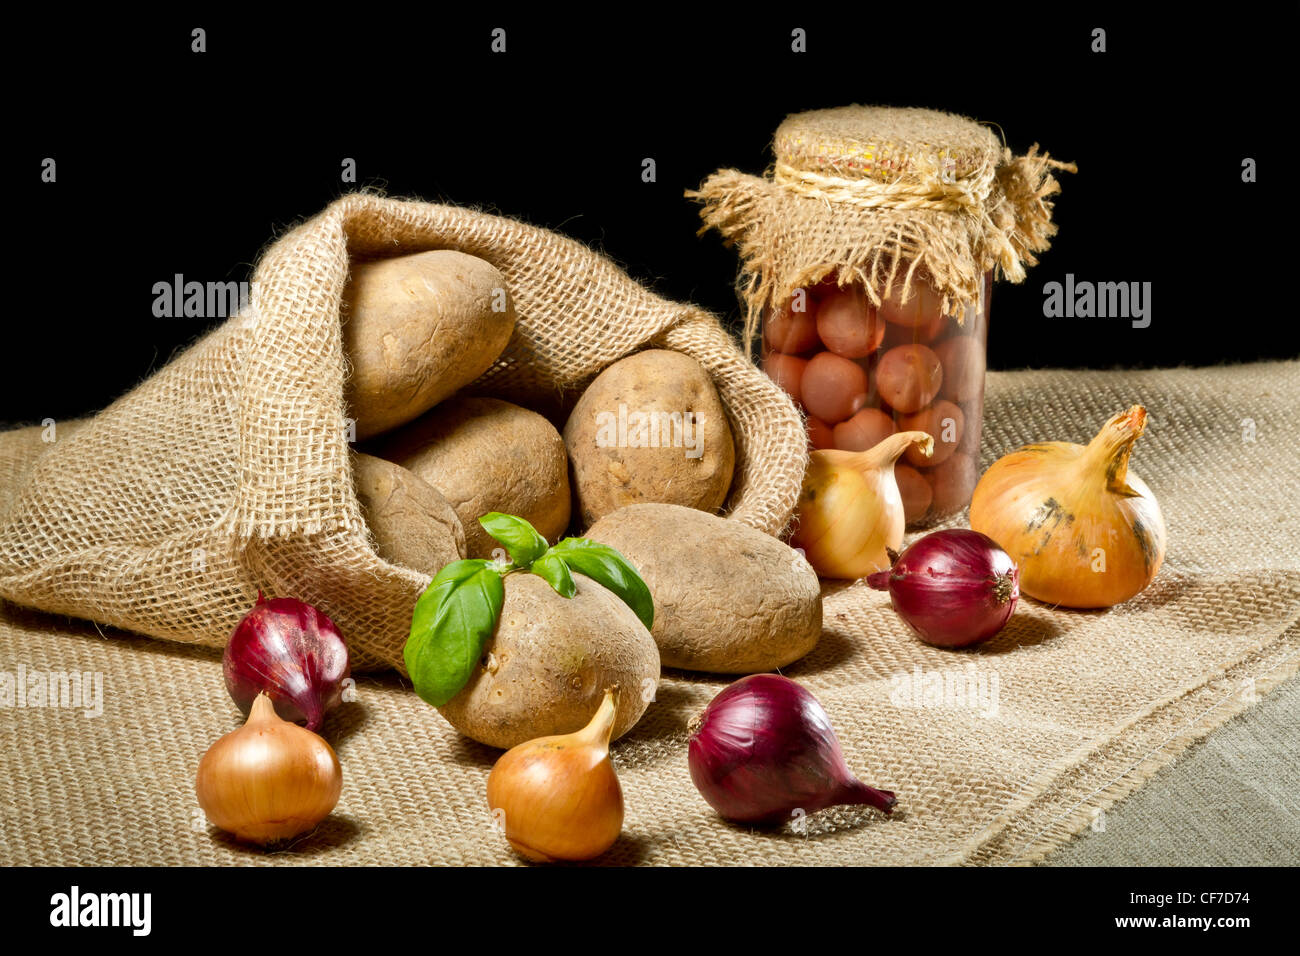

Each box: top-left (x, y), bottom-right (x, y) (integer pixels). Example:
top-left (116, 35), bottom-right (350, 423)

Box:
top-left (1044, 673), bottom-right (1299, 866)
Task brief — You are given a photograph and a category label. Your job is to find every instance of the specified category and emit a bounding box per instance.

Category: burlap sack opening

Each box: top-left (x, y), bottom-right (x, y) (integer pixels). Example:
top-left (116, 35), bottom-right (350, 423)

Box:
top-left (689, 105), bottom-right (1076, 352)
top-left (0, 193), bottom-right (807, 672)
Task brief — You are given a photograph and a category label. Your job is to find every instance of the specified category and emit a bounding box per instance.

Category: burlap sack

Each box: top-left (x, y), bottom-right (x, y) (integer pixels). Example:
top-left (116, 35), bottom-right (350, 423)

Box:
top-left (2, 362), bottom-right (1295, 865)
top-left (689, 105), bottom-right (1075, 350)
top-left (0, 193), bottom-right (806, 671)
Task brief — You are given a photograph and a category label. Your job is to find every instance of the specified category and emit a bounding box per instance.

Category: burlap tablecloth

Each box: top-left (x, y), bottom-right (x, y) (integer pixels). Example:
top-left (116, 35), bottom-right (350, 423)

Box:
top-left (1, 361), bottom-right (1296, 865)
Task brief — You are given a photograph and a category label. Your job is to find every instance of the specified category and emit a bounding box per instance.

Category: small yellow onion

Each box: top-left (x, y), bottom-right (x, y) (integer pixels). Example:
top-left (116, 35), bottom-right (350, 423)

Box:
top-left (970, 405), bottom-right (1166, 608)
top-left (195, 692), bottom-right (342, 845)
top-left (486, 687), bottom-right (623, 862)
top-left (791, 431), bottom-right (935, 579)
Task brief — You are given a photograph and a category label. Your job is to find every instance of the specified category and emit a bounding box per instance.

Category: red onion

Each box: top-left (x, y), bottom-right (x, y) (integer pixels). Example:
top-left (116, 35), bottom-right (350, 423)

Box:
top-left (867, 529), bottom-right (1019, 648)
top-left (687, 674), bottom-right (896, 826)
top-left (223, 593), bottom-right (351, 731)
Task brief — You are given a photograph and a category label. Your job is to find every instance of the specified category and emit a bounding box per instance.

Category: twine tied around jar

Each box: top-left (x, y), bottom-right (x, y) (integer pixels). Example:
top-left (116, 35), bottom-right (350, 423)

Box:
top-left (771, 158), bottom-right (997, 216)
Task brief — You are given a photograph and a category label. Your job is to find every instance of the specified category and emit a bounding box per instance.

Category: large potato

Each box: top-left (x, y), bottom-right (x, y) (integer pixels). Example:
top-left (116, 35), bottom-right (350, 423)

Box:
top-left (343, 250), bottom-right (516, 439)
top-left (586, 503), bottom-right (821, 673)
top-left (563, 350), bottom-right (736, 526)
top-left (350, 452), bottom-right (465, 576)
top-left (438, 572), bottom-right (660, 749)
top-left (368, 397), bottom-right (570, 558)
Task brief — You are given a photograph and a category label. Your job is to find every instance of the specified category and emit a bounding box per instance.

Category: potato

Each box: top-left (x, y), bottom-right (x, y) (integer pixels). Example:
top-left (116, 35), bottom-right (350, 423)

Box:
top-left (586, 503), bottom-right (821, 673)
top-left (832, 406), bottom-right (895, 452)
top-left (875, 344), bottom-right (943, 414)
top-left (895, 463), bottom-right (933, 524)
top-left (807, 414), bottom-right (835, 450)
top-left (800, 351), bottom-right (870, 424)
top-left (764, 301), bottom-right (820, 353)
top-left (563, 350), bottom-right (736, 527)
top-left (368, 397), bottom-right (570, 559)
top-left (342, 250), bottom-right (516, 439)
top-left (934, 334), bottom-right (985, 403)
top-left (927, 451), bottom-right (978, 515)
top-left (437, 572), bottom-right (660, 749)
top-left (815, 285), bottom-right (884, 358)
top-left (899, 400), bottom-right (964, 467)
top-left (351, 452), bottom-right (465, 576)
top-left (879, 279), bottom-right (944, 328)
top-left (762, 351), bottom-right (807, 402)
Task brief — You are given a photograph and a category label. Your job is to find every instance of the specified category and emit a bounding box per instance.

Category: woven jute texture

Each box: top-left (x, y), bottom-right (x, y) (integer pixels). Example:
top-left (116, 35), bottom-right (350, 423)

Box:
top-left (0, 194), bottom-right (806, 672)
top-left (2, 361), bottom-right (1296, 865)
top-left (690, 105), bottom-right (1074, 351)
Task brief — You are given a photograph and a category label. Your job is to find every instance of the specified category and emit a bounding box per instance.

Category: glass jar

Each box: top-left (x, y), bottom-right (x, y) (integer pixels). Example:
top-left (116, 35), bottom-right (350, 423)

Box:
top-left (760, 269), bottom-right (991, 526)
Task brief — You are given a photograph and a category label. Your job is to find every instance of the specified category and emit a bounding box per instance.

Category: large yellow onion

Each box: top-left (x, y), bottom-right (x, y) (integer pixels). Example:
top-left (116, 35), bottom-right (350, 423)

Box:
top-left (970, 405), bottom-right (1166, 608)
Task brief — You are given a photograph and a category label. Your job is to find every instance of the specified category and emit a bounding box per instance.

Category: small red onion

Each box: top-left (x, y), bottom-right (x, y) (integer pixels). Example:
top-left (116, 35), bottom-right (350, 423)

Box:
top-left (868, 529), bottom-right (1019, 648)
top-left (687, 674), bottom-right (896, 826)
top-left (223, 593), bottom-right (351, 731)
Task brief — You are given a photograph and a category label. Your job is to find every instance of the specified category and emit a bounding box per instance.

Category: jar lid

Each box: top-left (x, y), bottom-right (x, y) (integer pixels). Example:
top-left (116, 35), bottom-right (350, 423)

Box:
top-left (774, 106), bottom-right (1001, 190)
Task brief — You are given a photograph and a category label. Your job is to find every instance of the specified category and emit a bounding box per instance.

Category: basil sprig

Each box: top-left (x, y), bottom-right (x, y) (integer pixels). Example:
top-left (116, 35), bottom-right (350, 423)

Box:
top-left (404, 513), bottom-right (653, 707)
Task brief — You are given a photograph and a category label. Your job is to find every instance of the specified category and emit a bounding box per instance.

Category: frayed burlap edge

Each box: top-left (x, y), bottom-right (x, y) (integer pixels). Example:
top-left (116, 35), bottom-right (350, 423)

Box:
top-left (690, 146), bottom-right (1075, 353)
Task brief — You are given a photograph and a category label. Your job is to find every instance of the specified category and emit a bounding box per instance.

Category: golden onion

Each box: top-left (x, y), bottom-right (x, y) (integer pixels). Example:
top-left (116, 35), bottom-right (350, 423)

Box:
top-left (970, 405), bottom-right (1166, 608)
top-left (791, 431), bottom-right (934, 579)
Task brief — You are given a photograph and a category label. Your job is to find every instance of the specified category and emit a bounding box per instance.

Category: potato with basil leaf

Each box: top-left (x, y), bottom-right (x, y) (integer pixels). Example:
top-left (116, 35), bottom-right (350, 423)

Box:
top-left (405, 513), bottom-right (659, 749)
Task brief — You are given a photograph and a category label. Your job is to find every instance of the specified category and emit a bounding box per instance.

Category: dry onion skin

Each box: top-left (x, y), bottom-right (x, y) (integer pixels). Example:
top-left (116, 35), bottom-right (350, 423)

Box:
top-left (486, 687), bottom-right (624, 862)
top-left (195, 692), bottom-right (342, 845)
top-left (969, 405), bottom-right (1166, 608)
top-left (792, 431), bottom-right (934, 579)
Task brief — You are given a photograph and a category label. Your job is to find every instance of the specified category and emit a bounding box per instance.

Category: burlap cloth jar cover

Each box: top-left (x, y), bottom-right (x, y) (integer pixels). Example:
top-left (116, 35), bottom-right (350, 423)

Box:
top-left (690, 105), bottom-right (1075, 349)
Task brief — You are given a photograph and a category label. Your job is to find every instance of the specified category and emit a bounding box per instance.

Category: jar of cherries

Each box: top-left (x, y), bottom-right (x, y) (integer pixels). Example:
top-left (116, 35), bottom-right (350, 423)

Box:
top-left (761, 270), bottom-right (991, 526)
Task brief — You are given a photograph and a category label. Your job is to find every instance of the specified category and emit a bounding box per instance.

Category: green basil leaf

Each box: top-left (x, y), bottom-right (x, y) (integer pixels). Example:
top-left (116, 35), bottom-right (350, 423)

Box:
top-left (404, 558), bottom-right (505, 707)
top-left (479, 512), bottom-right (550, 568)
top-left (548, 537), bottom-right (654, 631)
top-left (530, 552), bottom-right (576, 599)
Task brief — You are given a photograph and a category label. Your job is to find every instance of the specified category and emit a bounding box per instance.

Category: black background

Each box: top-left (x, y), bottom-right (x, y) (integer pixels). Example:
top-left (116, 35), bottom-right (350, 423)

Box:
top-left (8, 10), bottom-right (1296, 425)
top-left (1, 7), bottom-right (1295, 903)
